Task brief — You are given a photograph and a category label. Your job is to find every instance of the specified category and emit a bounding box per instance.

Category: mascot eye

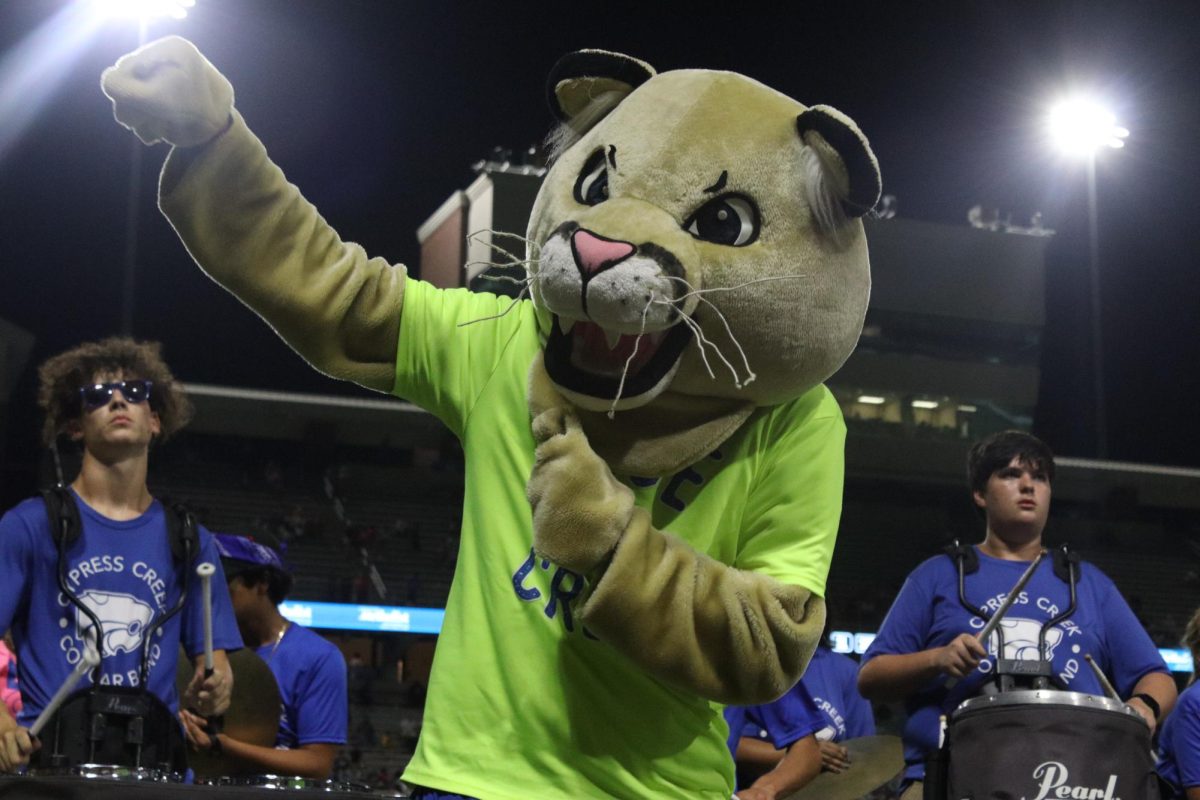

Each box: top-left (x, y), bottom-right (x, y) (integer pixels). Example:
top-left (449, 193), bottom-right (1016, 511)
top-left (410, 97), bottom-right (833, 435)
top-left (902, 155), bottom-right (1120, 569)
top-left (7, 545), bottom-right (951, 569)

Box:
top-left (684, 194), bottom-right (759, 246)
top-left (574, 150), bottom-right (610, 206)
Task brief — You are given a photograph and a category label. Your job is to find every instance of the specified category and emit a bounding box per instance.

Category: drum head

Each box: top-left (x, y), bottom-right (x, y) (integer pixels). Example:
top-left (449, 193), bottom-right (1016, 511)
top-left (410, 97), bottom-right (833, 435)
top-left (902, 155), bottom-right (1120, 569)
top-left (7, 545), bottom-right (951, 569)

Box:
top-left (954, 688), bottom-right (1141, 719)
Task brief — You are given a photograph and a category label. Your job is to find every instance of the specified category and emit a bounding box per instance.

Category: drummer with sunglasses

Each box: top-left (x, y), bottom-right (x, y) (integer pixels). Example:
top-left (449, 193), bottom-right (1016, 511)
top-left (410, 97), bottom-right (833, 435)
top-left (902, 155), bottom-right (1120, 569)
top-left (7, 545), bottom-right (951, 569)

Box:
top-left (857, 431), bottom-right (1176, 800)
top-left (0, 337), bottom-right (241, 773)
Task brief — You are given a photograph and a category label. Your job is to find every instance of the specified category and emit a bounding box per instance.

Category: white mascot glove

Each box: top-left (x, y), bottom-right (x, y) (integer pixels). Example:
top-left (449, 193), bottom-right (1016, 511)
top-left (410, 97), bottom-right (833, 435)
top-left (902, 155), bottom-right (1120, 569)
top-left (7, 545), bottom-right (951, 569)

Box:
top-left (100, 35), bottom-right (233, 148)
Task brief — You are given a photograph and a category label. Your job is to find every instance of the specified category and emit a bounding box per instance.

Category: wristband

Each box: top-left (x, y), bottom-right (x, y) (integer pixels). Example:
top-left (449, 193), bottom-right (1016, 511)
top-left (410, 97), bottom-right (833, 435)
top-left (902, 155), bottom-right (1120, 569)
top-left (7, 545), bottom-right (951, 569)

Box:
top-left (204, 716), bottom-right (225, 754)
top-left (1130, 693), bottom-right (1161, 721)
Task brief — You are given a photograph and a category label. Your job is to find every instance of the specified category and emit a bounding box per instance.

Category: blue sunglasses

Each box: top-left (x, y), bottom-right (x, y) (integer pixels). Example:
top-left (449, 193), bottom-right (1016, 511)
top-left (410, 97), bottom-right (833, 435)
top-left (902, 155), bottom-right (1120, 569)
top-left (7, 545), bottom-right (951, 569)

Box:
top-left (79, 379), bottom-right (154, 412)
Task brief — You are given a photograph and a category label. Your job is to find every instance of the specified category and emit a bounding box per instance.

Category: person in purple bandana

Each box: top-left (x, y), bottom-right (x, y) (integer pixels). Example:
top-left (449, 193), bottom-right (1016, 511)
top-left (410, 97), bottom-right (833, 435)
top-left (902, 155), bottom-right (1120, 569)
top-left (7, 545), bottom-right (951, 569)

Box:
top-left (180, 532), bottom-right (347, 779)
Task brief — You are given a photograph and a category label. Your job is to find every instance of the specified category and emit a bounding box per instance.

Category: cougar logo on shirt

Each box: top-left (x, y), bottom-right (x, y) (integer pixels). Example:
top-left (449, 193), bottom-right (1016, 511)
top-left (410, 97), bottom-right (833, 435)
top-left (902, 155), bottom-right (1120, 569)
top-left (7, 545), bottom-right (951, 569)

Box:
top-left (74, 590), bottom-right (156, 655)
top-left (986, 617), bottom-right (1066, 661)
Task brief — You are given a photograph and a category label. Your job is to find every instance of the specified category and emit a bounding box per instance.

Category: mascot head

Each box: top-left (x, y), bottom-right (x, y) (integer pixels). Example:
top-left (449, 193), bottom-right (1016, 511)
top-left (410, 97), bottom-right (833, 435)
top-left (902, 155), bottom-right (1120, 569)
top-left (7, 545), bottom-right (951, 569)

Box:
top-left (526, 50), bottom-right (880, 418)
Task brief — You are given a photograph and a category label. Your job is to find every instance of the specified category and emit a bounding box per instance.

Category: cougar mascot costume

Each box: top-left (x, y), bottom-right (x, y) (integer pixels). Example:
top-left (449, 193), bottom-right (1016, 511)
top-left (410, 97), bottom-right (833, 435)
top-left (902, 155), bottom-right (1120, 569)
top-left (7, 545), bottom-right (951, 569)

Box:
top-left (103, 39), bottom-right (880, 799)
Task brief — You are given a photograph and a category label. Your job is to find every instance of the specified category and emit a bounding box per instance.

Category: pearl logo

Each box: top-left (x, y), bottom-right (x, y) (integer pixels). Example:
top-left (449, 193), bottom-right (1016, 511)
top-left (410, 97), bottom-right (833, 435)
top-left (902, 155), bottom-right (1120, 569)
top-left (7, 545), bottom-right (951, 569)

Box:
top-left (1022, 761), bottom-right (1119, 800)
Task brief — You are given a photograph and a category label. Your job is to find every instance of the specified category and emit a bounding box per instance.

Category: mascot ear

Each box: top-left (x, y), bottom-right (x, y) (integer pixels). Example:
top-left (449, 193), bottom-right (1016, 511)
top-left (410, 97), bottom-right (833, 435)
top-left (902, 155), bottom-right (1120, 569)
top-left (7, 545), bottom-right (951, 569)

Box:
top-left (796, 105), bottom-right (882, 220)
top-left (546, 49), bottom-right (656, 126)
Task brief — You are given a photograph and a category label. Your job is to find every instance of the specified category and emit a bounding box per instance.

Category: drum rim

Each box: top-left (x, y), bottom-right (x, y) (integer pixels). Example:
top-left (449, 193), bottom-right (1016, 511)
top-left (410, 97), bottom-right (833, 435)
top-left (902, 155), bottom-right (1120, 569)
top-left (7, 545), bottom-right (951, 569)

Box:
top-left (198, 774), bottom-right (323, 788)
top-left (27, 762), bottom-right (183, 782)
top-left (196, 774), bottom-right (369, 791)
top-left (954, 688), bottom-right (1140, 718)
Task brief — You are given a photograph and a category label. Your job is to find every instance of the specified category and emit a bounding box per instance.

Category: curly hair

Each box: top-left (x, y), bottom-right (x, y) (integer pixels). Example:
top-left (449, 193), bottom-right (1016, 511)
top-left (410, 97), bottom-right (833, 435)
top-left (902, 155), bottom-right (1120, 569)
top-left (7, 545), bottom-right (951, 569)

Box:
top-left (37, 337), bottom-right (194, 446)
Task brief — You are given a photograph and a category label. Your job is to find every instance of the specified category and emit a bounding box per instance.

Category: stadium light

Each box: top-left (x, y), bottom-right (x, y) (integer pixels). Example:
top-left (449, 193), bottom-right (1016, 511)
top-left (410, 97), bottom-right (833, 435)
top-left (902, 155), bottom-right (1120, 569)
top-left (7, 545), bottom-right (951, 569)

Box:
top-left (1047, 96), bottom-right (1129, 157)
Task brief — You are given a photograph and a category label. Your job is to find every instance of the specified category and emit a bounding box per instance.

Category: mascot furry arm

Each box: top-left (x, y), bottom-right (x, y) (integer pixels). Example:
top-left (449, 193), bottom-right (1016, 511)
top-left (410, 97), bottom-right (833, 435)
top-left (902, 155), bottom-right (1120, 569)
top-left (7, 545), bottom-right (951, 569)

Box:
top-left (102, 39), bottom-right (879, 705)
top-left (526, 363), bottom-right (829, 702)
top-left (101, 37), bottom-right (403, 393)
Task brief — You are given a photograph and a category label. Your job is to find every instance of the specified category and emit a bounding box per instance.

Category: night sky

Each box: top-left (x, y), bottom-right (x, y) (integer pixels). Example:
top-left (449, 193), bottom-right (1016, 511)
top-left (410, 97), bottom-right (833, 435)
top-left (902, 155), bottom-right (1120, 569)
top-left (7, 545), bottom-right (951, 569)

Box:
top-left (1, 1), bottom-right (1198, 490)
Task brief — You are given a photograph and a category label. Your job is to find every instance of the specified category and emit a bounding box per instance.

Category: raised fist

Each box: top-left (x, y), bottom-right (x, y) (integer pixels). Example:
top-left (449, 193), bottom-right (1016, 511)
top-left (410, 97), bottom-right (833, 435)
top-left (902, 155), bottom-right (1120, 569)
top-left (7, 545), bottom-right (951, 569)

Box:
top-left (101, 35), bottom-right (233, 147)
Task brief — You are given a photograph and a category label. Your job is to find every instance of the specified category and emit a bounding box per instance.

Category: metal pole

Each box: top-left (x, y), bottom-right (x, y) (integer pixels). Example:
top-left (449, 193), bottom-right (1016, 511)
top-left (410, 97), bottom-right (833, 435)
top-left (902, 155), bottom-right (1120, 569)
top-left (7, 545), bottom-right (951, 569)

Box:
top-left (120, 137), bottom-right (142, 335)
top-left (1086, 153), bottom-right (1108, 459)
top-left (119, 21), bottom-right (148, 336)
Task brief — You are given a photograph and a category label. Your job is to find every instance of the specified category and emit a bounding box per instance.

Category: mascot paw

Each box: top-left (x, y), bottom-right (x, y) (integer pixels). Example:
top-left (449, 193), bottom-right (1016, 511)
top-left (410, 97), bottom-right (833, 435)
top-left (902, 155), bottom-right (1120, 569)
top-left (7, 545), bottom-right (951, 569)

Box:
top-left (101, 35), bottom-right (234, 147)
top-left (527, 408), bottom-right (634, 574)
top-left (531, 404), bottom-right (572, 445)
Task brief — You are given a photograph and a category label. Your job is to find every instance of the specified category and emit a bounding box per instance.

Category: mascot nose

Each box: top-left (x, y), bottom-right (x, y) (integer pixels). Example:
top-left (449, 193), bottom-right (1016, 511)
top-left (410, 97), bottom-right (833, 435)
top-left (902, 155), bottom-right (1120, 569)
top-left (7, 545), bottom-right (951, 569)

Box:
top-left (571, 229), bottom-right (635, 276)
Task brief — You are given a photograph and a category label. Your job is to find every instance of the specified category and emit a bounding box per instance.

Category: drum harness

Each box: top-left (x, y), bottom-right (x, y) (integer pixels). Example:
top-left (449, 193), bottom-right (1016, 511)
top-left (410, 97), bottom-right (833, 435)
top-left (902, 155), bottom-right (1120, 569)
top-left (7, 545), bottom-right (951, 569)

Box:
top-left (924, 542), bottom-right (1081, 799)
top-left (34, 474), bottom-right (199, 772)
top-left (946, 540), bottom-right (1080, 693)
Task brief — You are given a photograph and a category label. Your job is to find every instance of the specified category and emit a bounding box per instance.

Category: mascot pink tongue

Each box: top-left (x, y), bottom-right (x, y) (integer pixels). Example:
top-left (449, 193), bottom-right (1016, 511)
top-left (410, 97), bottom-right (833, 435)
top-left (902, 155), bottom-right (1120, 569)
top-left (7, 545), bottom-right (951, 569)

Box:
top-left (102, 39), bottom-right (878, 799)
top-left (571, 322), bottom-right (661, 376)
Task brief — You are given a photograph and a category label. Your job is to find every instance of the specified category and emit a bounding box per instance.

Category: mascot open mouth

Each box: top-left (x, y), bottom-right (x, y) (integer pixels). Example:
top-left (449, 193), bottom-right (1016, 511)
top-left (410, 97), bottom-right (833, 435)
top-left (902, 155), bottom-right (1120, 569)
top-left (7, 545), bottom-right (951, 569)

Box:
top-left (545, 314), bottom-right (694, 400)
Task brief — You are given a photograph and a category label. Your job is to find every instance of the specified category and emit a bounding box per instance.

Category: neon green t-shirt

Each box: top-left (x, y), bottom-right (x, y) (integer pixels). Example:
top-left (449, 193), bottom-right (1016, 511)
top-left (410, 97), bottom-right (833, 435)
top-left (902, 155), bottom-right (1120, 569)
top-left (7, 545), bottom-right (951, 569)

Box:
top-left (395, 278), bottom-right (846, 800)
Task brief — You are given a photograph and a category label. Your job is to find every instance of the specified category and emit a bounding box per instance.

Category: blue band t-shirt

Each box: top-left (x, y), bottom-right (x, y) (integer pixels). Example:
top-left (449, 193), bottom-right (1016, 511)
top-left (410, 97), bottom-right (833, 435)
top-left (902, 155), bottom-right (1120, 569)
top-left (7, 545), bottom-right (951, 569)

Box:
top-left (724, 680), bottom-right (825, 755)
top-left (0, 492), bottom-right (242, 725)
top-left (1158, 681), bottom-right (1200, 796)
top-left (258, 622), bottom-right (347, 748)
top-left (800, 646), bottom-right (875, 742)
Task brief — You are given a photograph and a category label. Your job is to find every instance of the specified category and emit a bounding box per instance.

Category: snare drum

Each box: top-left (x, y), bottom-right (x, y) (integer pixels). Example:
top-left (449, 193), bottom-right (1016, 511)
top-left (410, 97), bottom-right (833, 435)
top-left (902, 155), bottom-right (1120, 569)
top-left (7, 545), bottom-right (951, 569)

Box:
top-left (28, 687), bottom-right (186, 776)
top-left (939, 689), bottom-right (1160, 800)
top-left (197, 775), bottom-right (373, 792)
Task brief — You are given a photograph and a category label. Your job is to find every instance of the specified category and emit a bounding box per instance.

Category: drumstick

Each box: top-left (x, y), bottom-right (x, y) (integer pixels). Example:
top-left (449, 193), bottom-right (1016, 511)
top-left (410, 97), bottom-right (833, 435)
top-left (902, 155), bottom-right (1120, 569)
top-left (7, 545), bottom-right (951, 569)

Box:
top-left (30, 646), bottom-right (100, 737)
top-left (1083, 653), bottom-right (1121, 701)
top-left (1088, 654), bottom-right (1157, 760)
top-left (975, 550), bottom-right (1046, 645)
top-left (197, 562), bottom-right (216, 677)
top-left (946, 550), bottom-right (1045, 688)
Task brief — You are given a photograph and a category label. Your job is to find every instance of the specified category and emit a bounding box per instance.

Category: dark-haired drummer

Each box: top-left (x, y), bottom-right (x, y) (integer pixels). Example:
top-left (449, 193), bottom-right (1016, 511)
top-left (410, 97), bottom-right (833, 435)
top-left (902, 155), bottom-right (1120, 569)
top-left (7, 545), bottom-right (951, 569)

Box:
top-left (0, 337), bottom-right (240, 772)
top-left (179, 532), bottom-right (347, 779)
top-left (857, 431), bottom-right (1175, 800)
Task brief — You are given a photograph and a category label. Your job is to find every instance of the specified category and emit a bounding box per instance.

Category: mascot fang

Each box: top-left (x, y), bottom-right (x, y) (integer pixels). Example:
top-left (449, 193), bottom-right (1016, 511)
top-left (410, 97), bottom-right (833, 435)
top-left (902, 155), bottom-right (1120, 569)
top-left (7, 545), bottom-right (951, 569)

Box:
top-left (103, 40), bottom-right (879, 800)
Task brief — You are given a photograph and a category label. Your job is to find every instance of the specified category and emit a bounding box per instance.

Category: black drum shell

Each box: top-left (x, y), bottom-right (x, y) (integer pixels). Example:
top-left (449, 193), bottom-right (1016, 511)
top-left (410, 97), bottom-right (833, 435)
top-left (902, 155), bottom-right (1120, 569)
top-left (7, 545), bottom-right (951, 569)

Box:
top-left (945, 690), bottom-right (1160, 800)
top-left (27, 687), bottom-right (186, 776)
